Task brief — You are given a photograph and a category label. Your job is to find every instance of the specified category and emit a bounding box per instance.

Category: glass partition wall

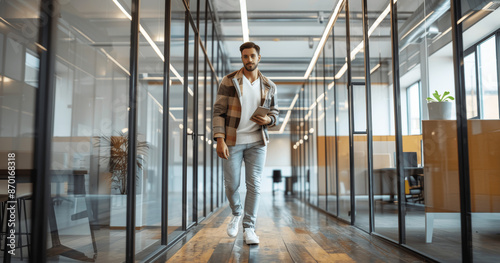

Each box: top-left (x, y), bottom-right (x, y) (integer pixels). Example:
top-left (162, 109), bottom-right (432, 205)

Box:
top-left (460, 3), bottom-right (500, 262)
top-left (0, 0), bottom-right (228, 261)
top-left (292, 0), bottom-right (500, 262)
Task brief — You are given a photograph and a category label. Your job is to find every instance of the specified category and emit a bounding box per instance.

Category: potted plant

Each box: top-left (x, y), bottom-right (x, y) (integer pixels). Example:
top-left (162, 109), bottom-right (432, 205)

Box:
top-left (426, 90), bottom-right (454, 120)
top-left (95, 132), bottom-right (149, 228)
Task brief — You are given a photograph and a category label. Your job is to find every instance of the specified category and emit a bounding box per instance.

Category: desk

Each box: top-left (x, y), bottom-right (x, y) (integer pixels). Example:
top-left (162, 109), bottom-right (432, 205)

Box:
top-left (373, 167), bottom-right (424, 202)
top-left (0, 169), bottom-right (96, 261)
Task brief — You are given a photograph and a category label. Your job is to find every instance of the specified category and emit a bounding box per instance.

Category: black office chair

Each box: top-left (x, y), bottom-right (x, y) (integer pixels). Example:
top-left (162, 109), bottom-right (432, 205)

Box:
top-left (405, 175), bottom-right (424, 203)
top-left (272, 170), bottom-right (282, 196)
top-left (403, 152), bottom-right (424, 203)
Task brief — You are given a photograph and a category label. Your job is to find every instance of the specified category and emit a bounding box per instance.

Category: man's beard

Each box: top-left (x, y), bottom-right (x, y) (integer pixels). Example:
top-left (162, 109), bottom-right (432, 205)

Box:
top-left (244, 62), bottom-right (258, 72)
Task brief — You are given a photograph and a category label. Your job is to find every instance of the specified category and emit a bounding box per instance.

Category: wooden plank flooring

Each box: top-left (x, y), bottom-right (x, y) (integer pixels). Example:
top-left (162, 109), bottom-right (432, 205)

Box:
top-left (163, 194), bottom-right (426, 263)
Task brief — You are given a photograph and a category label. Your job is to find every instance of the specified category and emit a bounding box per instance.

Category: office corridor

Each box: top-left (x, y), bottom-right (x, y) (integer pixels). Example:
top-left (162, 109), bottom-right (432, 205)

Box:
top-left (161, 194), bottom-right (423, 263)
top-left (2, 0), bottom-right (500, 261)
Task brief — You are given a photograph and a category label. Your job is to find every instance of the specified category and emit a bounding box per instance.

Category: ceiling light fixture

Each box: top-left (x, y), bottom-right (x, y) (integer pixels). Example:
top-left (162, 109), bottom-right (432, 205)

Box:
top-left (327, 81), bottom-right (335, 90)
top-left (0, 17), bottom-right (14, 27)
top-left (240, 0), bottom-right (249, 42)
top-left (268, 76), bottom-right (306, 80)
top-left (370, 63), bottom-right (381, 74)
top-left (400, 11), bottom-right (434, 40)
top-left (334, 0), bottom-right (397, 80)
top-left (101, 48), bottom-right (130, 75)
top-left (304, 0), bottom-right (344, 79)
top-left (113, 0), bottom-right (191, 94)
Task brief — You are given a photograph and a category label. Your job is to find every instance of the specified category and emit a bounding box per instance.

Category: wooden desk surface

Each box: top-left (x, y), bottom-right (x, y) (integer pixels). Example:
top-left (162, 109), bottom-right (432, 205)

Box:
top-left (0, 169), bottom-right (88, 185)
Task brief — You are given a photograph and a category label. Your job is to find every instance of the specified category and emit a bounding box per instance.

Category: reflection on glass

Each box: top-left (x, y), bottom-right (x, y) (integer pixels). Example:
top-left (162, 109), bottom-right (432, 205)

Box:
top-left (325, 32), bottom-right (338, 216)
top-left (353, 84), bottom-right (369, 231)
top-left (186, 22), bottom-right (195, 226)
top-left (135, 0), bottom-right (165, 256)
top-left (0, 1), bottom-right (39, 261)
top-left (335, 4), bottom-right (351, 222)
top-left (198, 44), bottom-right (206, 220)
top-left (464, 53), bottom-right (478, 118)
top-left (398, 0), bottom-right (462, 261)
top-left (407, 82), bottom-right (421, 135)
top-left (478, 36), bottom-right (499, 119)
top-left (464, 5), bottom-right (500, 263)
top-left (309, 70), bottom-right (319, 206)
top-left (366, 0), bottom-right (399, 242)
top-left (318, 52), bottom-right (327, 211)
top-left (47, 0), bottom-right (137, 260)
top-left (168, 0), bottom-right (186, 243)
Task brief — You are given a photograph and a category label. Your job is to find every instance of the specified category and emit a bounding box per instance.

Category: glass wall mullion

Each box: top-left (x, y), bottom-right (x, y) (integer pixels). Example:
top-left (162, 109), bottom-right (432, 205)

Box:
top-left (162, 0), bottom-right (172, 246)
top-left (182, 10), bottom-right (189, 231)
top-left (345, 0), bottom-right (355, 225)
top-left (32, 0), bottom-right (59, 260)
top-left (202, 39), bottom-right (207, 218)
top-left (450, 0), bottom-right (473, 261)
top-left (193, 30), bottom-right (199, 224)
top-left (361, 0), bottom-right (374, 234)
top-left (390, 0), bottom-right (405, 244)
top-left (126, 0), bottom-right (141, 259)
top-left (323, 51), bottom-right (328, 212)
top-left (333, 30), bottom-right (340, 218)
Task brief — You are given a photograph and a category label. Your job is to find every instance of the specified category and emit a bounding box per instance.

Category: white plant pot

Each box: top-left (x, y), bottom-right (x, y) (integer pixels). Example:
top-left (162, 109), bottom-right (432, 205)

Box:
top-left (427, 101), bottom-right (453, 120)
top-left (110, 194), bottom-right (143, 228)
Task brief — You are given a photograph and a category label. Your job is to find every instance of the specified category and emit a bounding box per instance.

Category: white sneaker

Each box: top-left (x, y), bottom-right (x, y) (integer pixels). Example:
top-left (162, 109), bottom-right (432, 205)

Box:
top-left (243, 228), bottom-right (260, 245)
top-left (227, 215), bottom-right (241, 237)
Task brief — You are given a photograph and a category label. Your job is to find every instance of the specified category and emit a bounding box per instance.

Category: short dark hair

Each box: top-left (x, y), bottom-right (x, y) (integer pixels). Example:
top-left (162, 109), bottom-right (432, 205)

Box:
top-left (240, 42), bottom-right (260, 55)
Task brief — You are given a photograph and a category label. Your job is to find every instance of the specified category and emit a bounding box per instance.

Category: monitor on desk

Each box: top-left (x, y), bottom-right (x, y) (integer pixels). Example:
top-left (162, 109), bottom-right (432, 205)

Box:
top-left (403, 152), bottom-right (417, 168)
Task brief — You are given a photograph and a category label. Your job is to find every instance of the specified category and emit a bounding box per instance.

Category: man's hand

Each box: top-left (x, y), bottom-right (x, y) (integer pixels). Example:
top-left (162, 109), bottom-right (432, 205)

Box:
top-left (251, 115), bottom-right (271, 126)
top-left (216, 138), bottom-right (229, 159)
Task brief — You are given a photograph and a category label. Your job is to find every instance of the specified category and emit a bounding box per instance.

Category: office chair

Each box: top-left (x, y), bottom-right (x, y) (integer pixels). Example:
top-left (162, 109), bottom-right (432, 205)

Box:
top-left (403, 152), bottom-right (423, 203)
top-left (405, 175), bottom-right (424, 203)
top-left (272, 170), bottom-right (282, 196)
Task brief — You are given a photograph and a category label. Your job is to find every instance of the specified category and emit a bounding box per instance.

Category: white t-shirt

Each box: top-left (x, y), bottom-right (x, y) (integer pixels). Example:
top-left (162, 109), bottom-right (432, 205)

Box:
top-left (236, 75), bottom-right (262, 144)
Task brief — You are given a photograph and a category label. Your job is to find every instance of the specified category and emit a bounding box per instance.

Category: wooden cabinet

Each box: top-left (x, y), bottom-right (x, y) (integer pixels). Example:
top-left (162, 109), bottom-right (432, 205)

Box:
top-left (422, 120), bottom-right (500, 213)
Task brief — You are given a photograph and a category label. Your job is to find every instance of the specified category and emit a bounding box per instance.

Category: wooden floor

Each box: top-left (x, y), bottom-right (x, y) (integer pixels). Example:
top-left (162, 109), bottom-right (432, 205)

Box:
top-left (161, 194), bottom-right (426, 263)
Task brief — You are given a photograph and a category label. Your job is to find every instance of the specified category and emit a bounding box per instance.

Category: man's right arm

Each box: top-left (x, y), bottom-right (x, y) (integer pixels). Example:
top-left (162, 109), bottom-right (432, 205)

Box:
top-left (213, 77), bottom-right (229, 141)
top-left (213, 77), bottom-right (229, 159)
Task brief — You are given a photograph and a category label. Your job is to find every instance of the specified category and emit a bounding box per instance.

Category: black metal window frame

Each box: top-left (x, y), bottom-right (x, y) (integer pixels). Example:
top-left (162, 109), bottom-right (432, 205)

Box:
top-left (463, 29), bottom-right (500, 120)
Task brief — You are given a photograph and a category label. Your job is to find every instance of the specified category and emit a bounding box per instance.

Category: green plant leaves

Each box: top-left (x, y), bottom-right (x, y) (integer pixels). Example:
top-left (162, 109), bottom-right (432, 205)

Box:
top-left (427, 90), bottom-right (454, 102)
top-left (441, 91), bottom-right (450, 101)
top-left (432, 90), bottom-right (441, 101)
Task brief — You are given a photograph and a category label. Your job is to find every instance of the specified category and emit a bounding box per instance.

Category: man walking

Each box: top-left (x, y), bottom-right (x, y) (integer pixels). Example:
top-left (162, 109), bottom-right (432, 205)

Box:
top-left (213, 42), bottom-right (279, 245)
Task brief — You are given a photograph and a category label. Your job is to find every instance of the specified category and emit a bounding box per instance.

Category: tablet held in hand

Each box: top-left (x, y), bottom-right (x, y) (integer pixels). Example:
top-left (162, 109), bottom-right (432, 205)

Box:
top-left (251, 106), bottom-right (269, 119)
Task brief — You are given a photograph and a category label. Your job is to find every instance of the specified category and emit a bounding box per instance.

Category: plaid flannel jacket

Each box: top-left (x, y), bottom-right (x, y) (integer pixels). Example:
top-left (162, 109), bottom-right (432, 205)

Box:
top-left (213, 68), bottom-right (279, 146)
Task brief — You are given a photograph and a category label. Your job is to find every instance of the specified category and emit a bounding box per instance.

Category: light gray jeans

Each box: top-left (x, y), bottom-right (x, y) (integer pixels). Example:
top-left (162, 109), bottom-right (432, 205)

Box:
top-left (223, 141), bottom-right (267, 229)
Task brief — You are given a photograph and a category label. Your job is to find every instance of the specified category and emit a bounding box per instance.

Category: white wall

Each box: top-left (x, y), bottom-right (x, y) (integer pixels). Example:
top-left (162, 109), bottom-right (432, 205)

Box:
top-left (236, 133), bottom-right (292, 193)
top-left (371, 84), bottom-right (394, 135)
top-left (262, 133), bottom-right (292, 193)
top-left (428, 54), bottom-right (456, 117)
